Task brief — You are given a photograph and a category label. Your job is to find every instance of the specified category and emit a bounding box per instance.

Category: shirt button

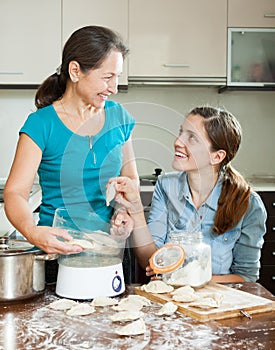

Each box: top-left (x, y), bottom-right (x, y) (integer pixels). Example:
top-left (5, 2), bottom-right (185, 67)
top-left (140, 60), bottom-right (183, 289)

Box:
top-left (224, 237), bottom-right (228, 241)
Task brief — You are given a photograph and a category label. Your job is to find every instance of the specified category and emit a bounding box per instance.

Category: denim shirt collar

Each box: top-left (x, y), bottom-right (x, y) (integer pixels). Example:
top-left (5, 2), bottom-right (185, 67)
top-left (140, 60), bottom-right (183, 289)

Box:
top-left (179, 172), bottom-right (222, 211)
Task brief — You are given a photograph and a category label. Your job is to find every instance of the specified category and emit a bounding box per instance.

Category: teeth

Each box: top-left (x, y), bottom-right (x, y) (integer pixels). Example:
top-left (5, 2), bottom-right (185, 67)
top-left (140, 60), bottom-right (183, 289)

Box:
top-left (175, 151), bottom-right (187, 158)
top-left (99, 94), bottom-right (108, 99)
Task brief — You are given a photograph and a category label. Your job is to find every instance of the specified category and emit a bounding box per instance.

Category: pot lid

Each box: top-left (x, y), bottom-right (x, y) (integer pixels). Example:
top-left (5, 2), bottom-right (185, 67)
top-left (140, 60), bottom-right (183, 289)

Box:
top-left (0, 237), bottom-right (40, 256)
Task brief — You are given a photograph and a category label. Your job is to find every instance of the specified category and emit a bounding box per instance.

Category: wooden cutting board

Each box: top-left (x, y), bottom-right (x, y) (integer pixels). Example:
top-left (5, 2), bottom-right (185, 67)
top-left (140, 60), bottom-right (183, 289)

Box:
top-left (135, 282), bottom-right (275, 322)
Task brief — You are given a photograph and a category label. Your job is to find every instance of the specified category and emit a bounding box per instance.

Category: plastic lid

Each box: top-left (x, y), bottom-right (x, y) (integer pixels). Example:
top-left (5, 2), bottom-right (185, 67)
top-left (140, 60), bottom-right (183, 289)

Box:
top-left (149, 244), bottom-right (185, 274)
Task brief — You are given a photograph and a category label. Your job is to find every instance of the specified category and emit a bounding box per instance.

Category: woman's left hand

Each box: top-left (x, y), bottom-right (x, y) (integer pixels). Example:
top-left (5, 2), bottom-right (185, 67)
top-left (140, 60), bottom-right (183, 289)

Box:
top-left (110, 208), bottom-right (133, 240)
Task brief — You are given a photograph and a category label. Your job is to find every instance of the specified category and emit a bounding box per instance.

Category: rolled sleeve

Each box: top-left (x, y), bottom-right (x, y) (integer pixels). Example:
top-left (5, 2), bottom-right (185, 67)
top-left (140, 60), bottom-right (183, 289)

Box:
top-left (231, 192), bottom-right (267, 282)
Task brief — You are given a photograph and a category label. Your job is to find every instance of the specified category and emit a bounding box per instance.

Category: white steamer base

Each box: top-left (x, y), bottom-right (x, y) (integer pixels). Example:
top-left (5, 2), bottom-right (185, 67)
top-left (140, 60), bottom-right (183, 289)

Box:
top-left (56, 262), bottom-right (125, 299)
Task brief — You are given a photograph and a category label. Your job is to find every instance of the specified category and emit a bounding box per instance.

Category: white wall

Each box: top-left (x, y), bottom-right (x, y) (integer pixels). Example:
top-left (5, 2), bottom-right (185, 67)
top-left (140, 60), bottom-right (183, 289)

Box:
top-left (0, 86), bottom-right (274, 179)
top-left (114, 86), bottom-right (275, 178)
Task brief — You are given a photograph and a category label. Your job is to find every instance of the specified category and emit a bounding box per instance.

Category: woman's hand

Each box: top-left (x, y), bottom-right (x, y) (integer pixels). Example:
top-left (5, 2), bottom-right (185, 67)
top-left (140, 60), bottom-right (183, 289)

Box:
top-left (109, 176), bottom-right (143, 215)
top-left (145, 265), bottom-right (162, 280)
top-left (25, 225), bottom-right (84, 254)
top-left (110, 208), bottom-right (134, 240)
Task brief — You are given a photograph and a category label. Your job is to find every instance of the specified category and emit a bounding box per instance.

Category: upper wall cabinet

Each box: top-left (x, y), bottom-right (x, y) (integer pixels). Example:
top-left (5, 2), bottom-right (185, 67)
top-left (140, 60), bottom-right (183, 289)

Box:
top-left (62, 0), bottom-right (128, 86)
top-left (228, 0), bottom-right (275, 28)
top-left (0, 0), bottom-right (61, 85)
top-left (128, 0), bottom-right (227, 84)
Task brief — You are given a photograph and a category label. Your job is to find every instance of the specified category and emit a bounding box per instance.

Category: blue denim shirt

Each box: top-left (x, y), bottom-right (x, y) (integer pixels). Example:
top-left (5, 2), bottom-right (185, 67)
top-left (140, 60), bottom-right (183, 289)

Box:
top-left (147, 172), bottom-right (267, 282)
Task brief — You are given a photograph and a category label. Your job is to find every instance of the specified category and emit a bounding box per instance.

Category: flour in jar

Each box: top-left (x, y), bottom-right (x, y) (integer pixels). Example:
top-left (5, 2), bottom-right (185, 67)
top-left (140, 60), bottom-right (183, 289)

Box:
top-left (165, 259), bottom-right (212, 287)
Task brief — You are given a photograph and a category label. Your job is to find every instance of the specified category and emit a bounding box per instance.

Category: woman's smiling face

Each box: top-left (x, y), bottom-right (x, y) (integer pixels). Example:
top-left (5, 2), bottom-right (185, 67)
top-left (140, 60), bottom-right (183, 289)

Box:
top-left (172, 113), bottom-right (215, 173)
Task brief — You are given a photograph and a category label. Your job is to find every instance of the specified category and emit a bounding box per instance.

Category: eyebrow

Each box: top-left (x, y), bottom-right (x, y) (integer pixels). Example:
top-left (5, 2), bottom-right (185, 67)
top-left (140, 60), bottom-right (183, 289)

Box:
top-left (180, 125), bottom-right (198, 135)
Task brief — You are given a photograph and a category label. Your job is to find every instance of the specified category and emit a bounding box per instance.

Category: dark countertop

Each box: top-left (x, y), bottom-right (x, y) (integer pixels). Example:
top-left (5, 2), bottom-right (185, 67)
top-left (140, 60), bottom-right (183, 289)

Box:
top-left (0, 283), bottom-right (274, 350)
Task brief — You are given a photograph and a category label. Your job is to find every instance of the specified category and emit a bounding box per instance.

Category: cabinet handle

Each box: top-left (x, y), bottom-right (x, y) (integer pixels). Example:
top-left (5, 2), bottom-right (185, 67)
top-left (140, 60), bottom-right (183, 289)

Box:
top-left (264, 14), bottom-right (275, 18)
top-left (272, 276), bottom-right (275, 280)
top-left (272, 227), bottom-right (275, 231)
top-left (272, 202), bottom-right (275, 207)
top-left (163, 63), bottom-right (190, 68)
top-left (0, 71), bottom-right (23, 75)
top-left (273, 251), bottom-right (275, 256)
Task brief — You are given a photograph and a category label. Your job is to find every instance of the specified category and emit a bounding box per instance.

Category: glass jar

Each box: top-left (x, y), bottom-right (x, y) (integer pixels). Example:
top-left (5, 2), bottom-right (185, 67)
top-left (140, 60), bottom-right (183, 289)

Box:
top-left (162, 231), bottom-right (212, 288)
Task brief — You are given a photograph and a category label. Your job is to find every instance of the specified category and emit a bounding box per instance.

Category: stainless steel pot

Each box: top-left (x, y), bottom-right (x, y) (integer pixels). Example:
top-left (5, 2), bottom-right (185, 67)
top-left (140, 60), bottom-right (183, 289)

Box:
top-left (0, 237), bottom-right (57, 301)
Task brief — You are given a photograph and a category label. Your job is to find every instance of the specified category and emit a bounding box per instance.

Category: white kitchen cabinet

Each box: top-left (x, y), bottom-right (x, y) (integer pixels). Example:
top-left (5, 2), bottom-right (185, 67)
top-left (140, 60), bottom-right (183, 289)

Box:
top-left (0, 0), bottom-right (61, 85)
top-left (62, 0), bottom-right (128, 86)
top-left (128, 0), bottom-right (227, 83)
top-left (228, 0), bottom-right (275, 28)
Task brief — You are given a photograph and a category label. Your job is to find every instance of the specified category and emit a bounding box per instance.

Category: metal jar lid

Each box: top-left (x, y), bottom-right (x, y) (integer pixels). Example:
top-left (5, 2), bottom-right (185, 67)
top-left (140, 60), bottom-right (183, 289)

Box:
top-left (0, 237), bottom-right (40, 256)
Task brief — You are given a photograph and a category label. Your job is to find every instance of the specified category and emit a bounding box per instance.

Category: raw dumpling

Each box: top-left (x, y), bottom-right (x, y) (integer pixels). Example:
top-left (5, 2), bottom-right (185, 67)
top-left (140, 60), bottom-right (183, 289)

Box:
top-left (191, 292), bottom-right (223, 308)
top-left (112, 295), bottom-right (151, 311)
top-left (171, 285), bottom-right (197, 302)
top-left (48, 298), bottom-right (78, 310)
top-left (155, 302), bottom-right (178, 316)
top-left (196, 292), bottom-right (223, 303)
top-left (127, 295), bottom-right (151, 306)
top-left (109, 310), bottom-right (143, 322)
top-left (116, 318), bottom-right (146, 336)
top-left (91, 296), bottom-right (119, 307)
top-left (141, 280), bottom-right (174, 294)
top-left (67, 238), bottom-right (94, 249)
top-left (188, 296), bottom-right (222, 309)
top-left (66, 303), bottom-right (95, 316)
top-left (106, 181), bottom-right (116, 206)
top-left (84, 231), bottom-right (120, 256)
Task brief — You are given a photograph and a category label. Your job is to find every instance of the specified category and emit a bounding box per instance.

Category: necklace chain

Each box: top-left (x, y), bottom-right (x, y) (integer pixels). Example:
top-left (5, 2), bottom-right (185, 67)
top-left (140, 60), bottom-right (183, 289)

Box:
top-left (59, 99), bottom-right (97, 165)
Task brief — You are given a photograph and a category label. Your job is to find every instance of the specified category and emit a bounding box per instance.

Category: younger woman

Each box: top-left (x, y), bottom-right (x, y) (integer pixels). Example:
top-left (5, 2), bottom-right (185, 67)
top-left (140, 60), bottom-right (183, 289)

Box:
top-left (114, 106), bottom-right (267, 283)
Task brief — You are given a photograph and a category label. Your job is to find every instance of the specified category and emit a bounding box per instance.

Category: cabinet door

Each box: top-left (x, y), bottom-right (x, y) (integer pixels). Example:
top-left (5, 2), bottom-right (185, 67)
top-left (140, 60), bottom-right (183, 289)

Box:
top-left (228, 29), bottom-right (275, 86)
top-left (228, 0), bottom-right (275, 28)
top-left (0, 0), bottom-right (61, 85)
top-left (129, 0), bottom-right (227, 78)
top-left (62, 0), bottom-right (128, 86)
top-left (258, 192), bottom-right (275, 217)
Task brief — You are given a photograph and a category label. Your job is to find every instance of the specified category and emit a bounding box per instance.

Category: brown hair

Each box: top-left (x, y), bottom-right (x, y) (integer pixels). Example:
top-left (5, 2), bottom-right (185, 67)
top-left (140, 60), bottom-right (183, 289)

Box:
top-left (189, 106), bottom-right (251, 235)
top-left (35, 25), bottom-right (129, 109)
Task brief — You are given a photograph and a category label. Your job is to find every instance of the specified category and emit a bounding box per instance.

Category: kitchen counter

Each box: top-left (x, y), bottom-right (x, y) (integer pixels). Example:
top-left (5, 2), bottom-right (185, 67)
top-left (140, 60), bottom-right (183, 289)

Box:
top-left (246, 176), bottom-right (275, 192)
top-left (0, 283), bottom-right (274, 350)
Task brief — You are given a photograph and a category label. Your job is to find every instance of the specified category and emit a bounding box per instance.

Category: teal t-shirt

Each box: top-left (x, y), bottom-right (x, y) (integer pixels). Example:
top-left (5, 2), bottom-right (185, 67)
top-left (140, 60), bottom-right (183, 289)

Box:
top-left (20, 101), bottom-right (135, 230)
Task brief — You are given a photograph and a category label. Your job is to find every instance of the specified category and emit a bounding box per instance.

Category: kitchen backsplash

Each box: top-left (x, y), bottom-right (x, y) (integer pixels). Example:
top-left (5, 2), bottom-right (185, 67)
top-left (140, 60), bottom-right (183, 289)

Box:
top-left (0, 86), bottom-right (274, 178)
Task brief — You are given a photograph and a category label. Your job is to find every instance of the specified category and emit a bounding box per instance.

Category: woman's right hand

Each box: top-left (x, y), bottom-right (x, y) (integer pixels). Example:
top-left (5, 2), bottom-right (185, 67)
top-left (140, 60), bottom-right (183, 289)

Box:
top-left (110, 176), bottom-right (143, 215)
top-left (25, 225), bottom-right (84, 254)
